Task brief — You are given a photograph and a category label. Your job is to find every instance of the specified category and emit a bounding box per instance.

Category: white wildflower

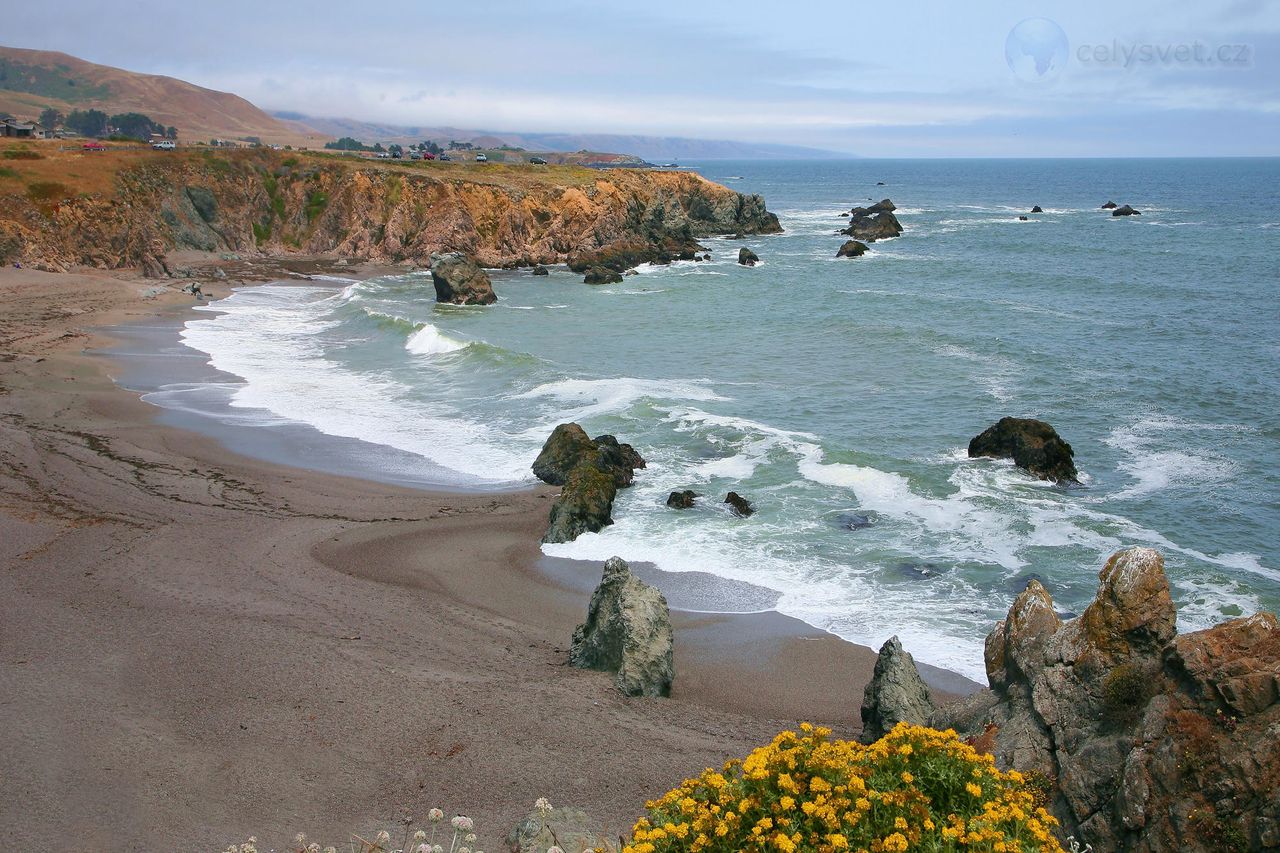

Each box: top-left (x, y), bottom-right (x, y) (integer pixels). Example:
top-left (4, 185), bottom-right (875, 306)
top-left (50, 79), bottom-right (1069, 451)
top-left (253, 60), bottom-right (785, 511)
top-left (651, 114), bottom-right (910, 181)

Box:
top-left (416, 846), bottom-right (430, 853)
top-left (451, 815), bottom-right (473, 832)
top-left (428, 808), bottom-right (444, 823)
top-left (376, 830), bottom-right (392, 843)
top-left (414, 830), bottom-right (427, 841)
top-left (464, 833), bottom-right (477, 843)
top-left (534, 797), bottom-right (553, 817)
top-left (547, 847), bottom-right (564, 853)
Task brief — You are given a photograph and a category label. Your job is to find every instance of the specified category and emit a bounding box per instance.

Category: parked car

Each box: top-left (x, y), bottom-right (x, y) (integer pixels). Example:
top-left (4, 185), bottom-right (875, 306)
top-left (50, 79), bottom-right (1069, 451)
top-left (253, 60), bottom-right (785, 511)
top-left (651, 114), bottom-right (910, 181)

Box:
top-left (82, 142), bottom-right (107, 151)
top-left (438, 154), bottom-right (451, 161)
top-left (423, 152), bottom-right (436, 160)
top-left (152, 140), bottom-right (176, 150)
top-left (409, 151), bottom-right (422, 160)
top-left (529, 156), bottom-right (548, 165)
top-left (475, 153), bottom-right (488, 162)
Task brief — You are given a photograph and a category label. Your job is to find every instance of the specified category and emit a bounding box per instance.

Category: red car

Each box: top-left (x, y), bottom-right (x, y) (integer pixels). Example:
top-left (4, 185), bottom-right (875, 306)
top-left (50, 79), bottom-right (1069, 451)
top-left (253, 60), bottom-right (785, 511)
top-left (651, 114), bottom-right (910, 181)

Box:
top-left (423, 152), bottom-right (436, 160)
top-left (82, 142), bottom-right (107, 151)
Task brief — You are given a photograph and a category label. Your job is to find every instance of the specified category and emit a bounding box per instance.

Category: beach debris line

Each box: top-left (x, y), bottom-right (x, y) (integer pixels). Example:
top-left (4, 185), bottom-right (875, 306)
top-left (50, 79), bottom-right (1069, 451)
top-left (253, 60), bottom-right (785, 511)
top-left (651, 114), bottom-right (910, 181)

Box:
top-left (929, 547), bottom-right (1280, 852)
top-left (968, 416), bottom-right (1080, 485)
top-left (859, 635), bottom-right (937, 744)
top-left (429, 251), bottom-right (496, 305)
top-left (533, 423), bottom-right (646, 543)
top-left (570, 556), bottom-right (674, 698)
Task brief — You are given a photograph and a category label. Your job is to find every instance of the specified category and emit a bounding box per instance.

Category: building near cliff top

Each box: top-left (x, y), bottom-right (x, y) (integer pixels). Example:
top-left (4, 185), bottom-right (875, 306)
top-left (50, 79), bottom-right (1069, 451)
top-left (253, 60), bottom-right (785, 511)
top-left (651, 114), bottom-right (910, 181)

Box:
top-left (2, 119), bottom-right (52, 139)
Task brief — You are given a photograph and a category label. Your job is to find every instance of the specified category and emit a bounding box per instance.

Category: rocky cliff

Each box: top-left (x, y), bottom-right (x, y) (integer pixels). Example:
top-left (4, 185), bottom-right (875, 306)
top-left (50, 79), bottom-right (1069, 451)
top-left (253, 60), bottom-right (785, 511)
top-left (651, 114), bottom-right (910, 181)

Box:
top-left (0, 149), bottom-right (781, 273)
top-left (931, 548), bottom-right (1280, 852)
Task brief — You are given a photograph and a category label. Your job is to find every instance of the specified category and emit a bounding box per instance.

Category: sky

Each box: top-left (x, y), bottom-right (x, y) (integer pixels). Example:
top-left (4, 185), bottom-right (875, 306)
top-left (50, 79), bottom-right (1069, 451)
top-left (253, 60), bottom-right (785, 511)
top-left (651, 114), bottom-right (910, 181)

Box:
top-left (4, 0), bottom-right (1279, 156)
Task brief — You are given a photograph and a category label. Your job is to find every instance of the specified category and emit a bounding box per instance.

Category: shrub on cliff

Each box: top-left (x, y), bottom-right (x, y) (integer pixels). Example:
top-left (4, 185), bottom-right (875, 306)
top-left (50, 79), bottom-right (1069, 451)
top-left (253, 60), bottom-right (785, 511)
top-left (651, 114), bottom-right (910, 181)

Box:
top-left (625, 723), bottom-right (1063, 853)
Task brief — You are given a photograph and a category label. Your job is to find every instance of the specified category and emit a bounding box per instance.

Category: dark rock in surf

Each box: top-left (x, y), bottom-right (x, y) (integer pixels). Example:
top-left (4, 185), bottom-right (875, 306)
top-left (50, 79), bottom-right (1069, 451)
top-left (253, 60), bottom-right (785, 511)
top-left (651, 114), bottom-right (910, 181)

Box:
top-left (531, 264), bottom-right (549, 276)
top-left (831, 512), bottom-right (875, 530)
top-left (543, 465), bottom-right (617, 544)
top-left (724, 491), bottom-right (754, 517)
top-left (842, 199), bottom-right (903, 242)
top-left (968, 417), bottom-right (1080, 484)
top-left (1101, 201), bottom-right (1118, 209)
top-left (837, 240), bottom-right (869, 258)
top-left (534, 423), bottom-right (646, 543)
top-left (738, 247), bottom-right (760, 266)
top-left (584, 266), bottom-right (624, 284)
top-left (430, 252), bottom-right (496, 305)
top-left (666, 490), bottom-right (699, 509)
top-left (1030, 205), bottom-right (1044, 213)
top-left (860, 636), bottom-right (936, 743)
top-left (1019, 216), bottom-right (1029, 221)
top-left (1112, 204), bottom-right (1142, 217)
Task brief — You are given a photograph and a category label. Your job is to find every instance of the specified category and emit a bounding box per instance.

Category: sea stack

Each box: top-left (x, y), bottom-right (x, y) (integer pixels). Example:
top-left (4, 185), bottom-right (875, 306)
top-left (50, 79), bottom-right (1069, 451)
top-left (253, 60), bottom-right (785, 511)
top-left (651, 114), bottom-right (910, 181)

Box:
top-left (968, 417), bottom-right (1079, 484)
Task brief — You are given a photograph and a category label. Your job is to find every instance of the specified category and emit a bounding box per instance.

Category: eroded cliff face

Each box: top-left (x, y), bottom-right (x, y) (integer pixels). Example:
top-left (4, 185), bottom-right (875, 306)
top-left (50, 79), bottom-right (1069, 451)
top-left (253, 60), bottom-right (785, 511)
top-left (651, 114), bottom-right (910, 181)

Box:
top-left (0, 150), bottom-right (781, 273)
top-left (932, 548), bottom-right (1280, 853)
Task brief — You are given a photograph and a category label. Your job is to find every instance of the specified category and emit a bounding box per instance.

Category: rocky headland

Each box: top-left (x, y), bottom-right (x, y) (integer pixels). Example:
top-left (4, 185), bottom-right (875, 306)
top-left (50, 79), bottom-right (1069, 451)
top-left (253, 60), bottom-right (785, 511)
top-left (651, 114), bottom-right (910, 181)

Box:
top-left (0, 148), bottom-right (782, 276)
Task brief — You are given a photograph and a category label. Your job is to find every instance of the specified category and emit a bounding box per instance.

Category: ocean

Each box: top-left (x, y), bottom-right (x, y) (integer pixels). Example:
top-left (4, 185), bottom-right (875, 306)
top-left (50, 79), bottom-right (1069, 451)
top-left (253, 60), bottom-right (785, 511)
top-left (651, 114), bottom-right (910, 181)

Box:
top-left (125, 158), bottom-right (1280, 679)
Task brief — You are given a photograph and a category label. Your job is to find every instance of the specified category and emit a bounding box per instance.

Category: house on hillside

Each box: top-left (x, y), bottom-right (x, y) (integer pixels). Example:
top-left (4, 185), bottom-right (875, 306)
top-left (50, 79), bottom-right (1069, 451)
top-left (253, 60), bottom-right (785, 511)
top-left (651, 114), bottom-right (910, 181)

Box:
top-left (1, 119), bottom-right (53, 139)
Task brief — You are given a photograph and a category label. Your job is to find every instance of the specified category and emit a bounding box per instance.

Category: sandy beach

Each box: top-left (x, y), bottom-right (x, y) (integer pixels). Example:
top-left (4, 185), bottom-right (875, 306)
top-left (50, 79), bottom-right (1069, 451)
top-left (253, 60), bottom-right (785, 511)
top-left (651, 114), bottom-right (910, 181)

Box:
top-left (0, 261), bottom-right (973, 852)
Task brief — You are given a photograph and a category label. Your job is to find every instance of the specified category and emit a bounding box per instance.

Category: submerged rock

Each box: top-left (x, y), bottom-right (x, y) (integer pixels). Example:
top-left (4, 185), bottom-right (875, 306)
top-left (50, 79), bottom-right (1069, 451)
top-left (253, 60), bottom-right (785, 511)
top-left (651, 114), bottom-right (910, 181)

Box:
top-left (1018, 216), bottom-right (1029, 221)
top-left (860, 636), bottom-right (936, 743)
top-left (968, 417), bottom-right (1079, 484)
top-left (531, 264), bottom-right (549, 276)
top-left (837, 240), bottom-right (869, 258)
top-left (570, 556), bottom-right (674, 697)
top-left (930, 547), bottom-right (1280, 853)
top-left (1112, 204), bottom-right (1142, 217)
top-left (831, 511), bottom-right (875, 530)
top-left (738, 247), bottom-right (760, 266)
top-left (583, 265), bottom-right (623, 284)
top-left (724, 491), bottom-right (754, 517)
top-left (666, 489), bottom-right (699, 509)
top-left (430, 252), bottom-right (496, 305)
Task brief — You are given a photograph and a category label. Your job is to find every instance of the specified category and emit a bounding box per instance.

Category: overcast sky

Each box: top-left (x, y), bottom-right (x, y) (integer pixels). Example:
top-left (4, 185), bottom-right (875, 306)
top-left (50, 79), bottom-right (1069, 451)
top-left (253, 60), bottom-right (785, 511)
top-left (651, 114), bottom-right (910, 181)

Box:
top-left (6, 0), bottom-right (1279, 156)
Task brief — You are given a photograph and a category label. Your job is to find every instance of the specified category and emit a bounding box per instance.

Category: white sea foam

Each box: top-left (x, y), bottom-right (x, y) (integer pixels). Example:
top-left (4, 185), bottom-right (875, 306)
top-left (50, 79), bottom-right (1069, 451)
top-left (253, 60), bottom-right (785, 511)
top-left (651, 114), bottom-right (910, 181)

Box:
top-left (513, 377), bottom-right (727, 431)
top-left (405, 323), bottom-right (467, 355)
top-left (1102, 416), bottom-right (1245, 500)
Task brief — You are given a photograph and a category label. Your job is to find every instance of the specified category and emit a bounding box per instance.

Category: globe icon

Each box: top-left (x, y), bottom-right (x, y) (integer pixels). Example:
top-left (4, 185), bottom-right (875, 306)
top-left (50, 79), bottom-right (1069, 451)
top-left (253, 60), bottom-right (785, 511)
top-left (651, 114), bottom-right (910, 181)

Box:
top-left (1005, 18), bottom-right (1069, 82)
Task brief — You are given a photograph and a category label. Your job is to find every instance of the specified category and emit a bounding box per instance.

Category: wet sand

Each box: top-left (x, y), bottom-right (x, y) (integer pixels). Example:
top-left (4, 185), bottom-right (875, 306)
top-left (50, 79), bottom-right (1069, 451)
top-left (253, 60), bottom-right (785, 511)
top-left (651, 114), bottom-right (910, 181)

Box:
top-left (0, 261), bottom-right (973, 852)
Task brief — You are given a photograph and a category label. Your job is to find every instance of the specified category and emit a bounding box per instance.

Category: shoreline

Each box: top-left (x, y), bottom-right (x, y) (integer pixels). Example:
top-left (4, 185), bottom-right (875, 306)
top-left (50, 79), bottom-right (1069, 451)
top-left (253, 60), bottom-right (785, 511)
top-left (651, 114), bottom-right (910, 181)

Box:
top-left (0, 259), bottom-right (972, 851)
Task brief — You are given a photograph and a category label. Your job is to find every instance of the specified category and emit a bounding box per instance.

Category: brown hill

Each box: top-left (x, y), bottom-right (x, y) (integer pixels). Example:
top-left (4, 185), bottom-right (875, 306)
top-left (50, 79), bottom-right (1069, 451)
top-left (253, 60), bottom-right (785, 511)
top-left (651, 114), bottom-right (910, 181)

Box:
top-left (0, 46), bottom-right (327, 147)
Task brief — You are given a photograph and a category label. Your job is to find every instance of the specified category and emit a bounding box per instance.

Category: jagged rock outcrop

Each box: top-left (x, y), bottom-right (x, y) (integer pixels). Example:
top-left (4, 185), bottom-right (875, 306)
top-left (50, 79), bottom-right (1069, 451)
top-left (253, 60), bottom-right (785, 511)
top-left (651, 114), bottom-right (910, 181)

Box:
top-left (931, 547), bottom-right (1280, 853)
top-left (860, 636), bottom-right (936, 743)
top-left (0, 149), bottom-right (782, 272)
top-left (738, 247), bottom-right (760, 266)
top-left (1031, 205), bottom-right (1044, 213)
top-left (531, 264), bottom-right (549, 276)
top-left (837, 240), bottom-right (868, 258)
top-left (1112, 205), bottom-right (1142, 217)
top-left (724, 492), bottom-right (754, 517)
top-left (430, 252), bottom-right (496, 305)
top-left (507, 805), bottom-right (617, 853)
top-left (583, 266), bottom-right (623, 284)
top-left (968, 417), bottom-right (1079, 484)
top-left (841, 198), bottom-right (903, 242)
top-left (666, 490), bottom-right (698, 509)
top-left (534, 423), bottom-right (645, 543)
top-left (1102, 201), bottom-right (1118, 209)
top-left (570, 557), bottom-right (674, 697)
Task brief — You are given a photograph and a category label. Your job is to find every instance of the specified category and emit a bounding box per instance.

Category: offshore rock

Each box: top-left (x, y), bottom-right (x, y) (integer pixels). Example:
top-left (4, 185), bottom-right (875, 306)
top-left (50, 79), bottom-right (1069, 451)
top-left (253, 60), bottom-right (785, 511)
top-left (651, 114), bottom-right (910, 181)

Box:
top-left (583, 265), bottom-right (623, 284)
top-left (1101, 201), bottom-right (1118, 209)
top-left (1112, 204), bottom-right (1142, 217)
top-left (724, 491), bottom-right (754, 517)
top-left (666, 489), bottom-right (699, 509)
top-left (738, 247), bottom-right (760, 266)
top-left (570, 557), bottom-right (674, 697)
top-left (968, 416), bottom-right (1080, 484)
top-left (531, 264), bottom-right (549, 275)
top-left (860, 636), bottom-right (936, 743)
top-left (837, 239), bottom-right (868, 258)
top-left (931, 547), bottom-right (1280, 853)
top-left (1031, 205), bottom-right (1044, 213)
top-left (841, 199), bottom-right (903, 242)
top-left (430, 252), bottom-right (496, 305)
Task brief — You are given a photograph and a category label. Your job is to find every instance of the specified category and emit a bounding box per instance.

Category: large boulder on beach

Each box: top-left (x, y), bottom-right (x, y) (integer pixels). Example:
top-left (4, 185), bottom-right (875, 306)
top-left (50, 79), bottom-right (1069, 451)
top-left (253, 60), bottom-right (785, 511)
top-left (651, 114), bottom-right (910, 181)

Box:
top-left (543, 464), bottom-right (618, 544)
top-left (532, 423), bottom-right (645, 488)
top-left (841, 200), bottom-right (903, 242)
top-left (570, 556), bottom-right (674, 698)
top-left (968, 417), bottom-right (1079, 484)
top-left (738, 247), bottom-right (760, 266)
top-left (837, 240), bottom-right (869, 258)
top-left (1112, 204), bottom-right (1142, 217)
top-left (930, 548), bottom-right (1280, 852)
top-left (430, 252), bottom-right (496, 305)
top-left (535, 423), bottom-right (645, 543)
top-left (860, 636), bottom-right (936, 743)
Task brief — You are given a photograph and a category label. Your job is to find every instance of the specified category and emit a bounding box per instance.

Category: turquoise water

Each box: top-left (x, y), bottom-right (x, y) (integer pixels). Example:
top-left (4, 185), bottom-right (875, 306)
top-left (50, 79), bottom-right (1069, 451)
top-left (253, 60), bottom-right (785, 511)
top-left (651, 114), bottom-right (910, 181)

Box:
top-left (165, 158), bottom-right (1279, 678)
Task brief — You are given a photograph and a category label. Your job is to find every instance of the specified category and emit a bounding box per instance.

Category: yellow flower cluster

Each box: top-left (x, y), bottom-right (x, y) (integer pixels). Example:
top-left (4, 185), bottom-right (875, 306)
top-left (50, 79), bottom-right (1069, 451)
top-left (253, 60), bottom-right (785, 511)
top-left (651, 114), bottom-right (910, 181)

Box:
top-left (624, 723), bottom-right (1063, 853)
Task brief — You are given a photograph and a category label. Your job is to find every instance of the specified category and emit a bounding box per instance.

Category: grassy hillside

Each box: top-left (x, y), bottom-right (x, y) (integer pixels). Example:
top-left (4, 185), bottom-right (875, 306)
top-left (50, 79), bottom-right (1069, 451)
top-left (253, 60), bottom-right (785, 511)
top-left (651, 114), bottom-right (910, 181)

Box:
top-left (0, 46), bottom-right (325, 148)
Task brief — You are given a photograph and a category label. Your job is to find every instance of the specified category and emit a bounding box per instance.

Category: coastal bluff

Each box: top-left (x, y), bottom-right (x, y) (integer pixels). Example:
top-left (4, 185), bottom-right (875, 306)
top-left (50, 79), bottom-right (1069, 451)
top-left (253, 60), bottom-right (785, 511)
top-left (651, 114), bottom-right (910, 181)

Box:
top-left (0, 148), bottom-right (781, 274)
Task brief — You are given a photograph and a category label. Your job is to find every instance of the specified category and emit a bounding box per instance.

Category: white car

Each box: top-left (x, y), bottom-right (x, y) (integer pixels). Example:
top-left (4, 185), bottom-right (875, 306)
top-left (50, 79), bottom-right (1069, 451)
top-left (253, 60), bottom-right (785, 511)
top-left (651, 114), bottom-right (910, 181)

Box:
top-left (475, 153), bottom-right (488, 162)
top-left (152, 140), bottom-right (176, 150)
